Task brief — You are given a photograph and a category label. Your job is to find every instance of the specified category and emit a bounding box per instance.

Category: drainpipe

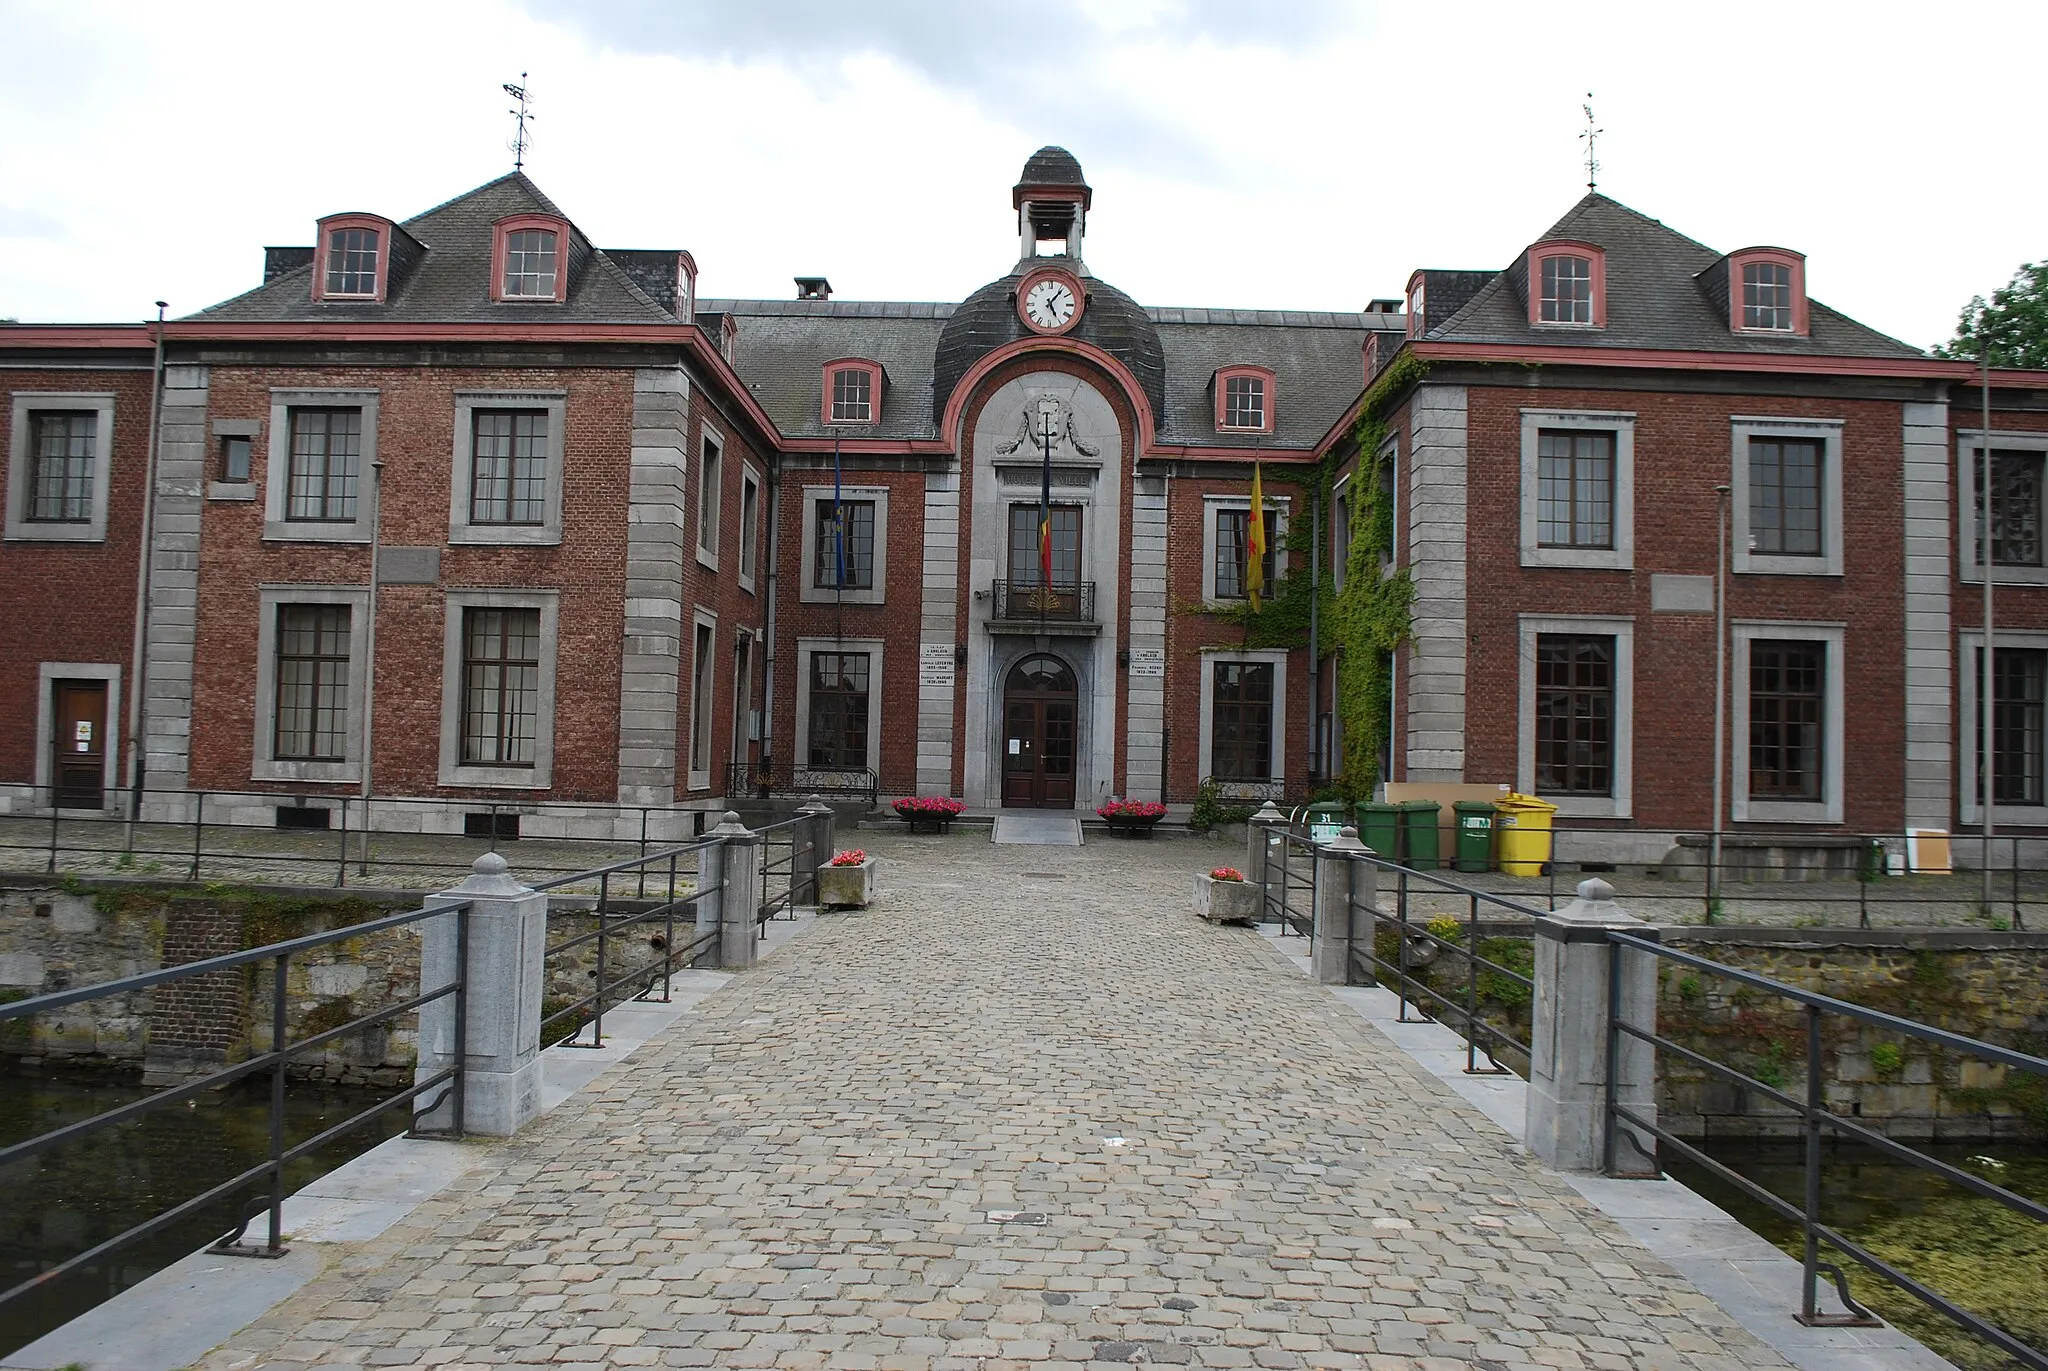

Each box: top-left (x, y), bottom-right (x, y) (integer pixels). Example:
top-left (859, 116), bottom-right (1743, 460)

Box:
top-left (1710, 484), bottom-right (1730, 919)
top-left (123, 301), bottom-right (168, 842)
top-left (760, 468), bottom-right (781, 783)
top-left (1308, 482), bottom-right (1320, 783)
top-left (1981, 338), bottom-right (1995, 907)
top-left (358, 457), bottom-right (384, 874)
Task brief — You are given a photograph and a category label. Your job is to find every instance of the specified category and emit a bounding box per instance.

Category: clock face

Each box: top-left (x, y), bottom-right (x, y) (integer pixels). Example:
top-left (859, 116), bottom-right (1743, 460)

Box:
top-left (1022, 276), bottom-right (1078, 331)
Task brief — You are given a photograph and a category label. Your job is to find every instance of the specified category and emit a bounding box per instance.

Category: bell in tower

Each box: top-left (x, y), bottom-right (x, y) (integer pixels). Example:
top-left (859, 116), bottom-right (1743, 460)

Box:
top-left (1015, 146), bottom-right (1092, 263)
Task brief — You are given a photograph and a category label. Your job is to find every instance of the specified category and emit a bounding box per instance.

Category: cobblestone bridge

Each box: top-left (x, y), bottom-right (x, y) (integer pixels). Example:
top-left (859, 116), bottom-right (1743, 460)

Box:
top-left (199, 833), bottom-right (1795, 1371)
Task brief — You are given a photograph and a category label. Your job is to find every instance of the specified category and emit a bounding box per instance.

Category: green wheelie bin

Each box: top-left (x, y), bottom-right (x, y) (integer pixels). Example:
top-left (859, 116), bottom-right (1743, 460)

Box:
top-left (1355, 801), bottom-right (1401, 860)
top-left (1398, 800), bottom-right (1442, 869)
top-left (1452, 799), bottom-right (1497, 873)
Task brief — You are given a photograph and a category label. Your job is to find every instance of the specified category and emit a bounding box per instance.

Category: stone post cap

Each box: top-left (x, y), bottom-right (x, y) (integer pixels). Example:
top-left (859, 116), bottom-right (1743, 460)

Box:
top-left (1322, 825), bottom-right (1368, 854)
top-left (797, 795), bottom-right (834, 814)
top-left (710, 809), bottom-right (757, 840)
top-left (446, 851), bottom-right (533, 898)
top-left (1537, 875), bottom-right (1650, 937)
top-left (1249, 800), bottom-right (1285, 826)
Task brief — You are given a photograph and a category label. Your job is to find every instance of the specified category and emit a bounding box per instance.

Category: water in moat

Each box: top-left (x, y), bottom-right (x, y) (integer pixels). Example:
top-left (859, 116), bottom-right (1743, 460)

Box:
top-left (0, 1065), bottom-right (409, 1358)
top-left (1666, 1138), bottom-right (2048, 1371)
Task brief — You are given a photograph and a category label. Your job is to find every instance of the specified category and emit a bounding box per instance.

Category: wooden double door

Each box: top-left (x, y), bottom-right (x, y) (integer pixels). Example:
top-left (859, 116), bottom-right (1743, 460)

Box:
top-left (1001, 654), bottom-right (1077, 808)
top-left (51, 679), bottom-right (108, 809)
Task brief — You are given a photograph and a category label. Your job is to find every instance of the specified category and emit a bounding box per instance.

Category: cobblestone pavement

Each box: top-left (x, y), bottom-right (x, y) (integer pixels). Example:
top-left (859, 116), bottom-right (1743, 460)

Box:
top-left (201, 830), bottom-right (1793, 1371)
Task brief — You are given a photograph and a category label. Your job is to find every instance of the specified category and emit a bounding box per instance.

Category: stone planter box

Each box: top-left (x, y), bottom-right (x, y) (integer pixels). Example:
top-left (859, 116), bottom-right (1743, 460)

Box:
top-left (1193, 874), bottom-right (1259, 924)
top-left (818, 858), bottom-right (877, 909)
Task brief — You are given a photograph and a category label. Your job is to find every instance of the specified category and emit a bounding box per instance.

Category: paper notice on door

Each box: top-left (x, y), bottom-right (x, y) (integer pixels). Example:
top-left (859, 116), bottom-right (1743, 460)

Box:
top-left (1008, 739), bottom-right (1022, 755)
top-left (74, 721), bottom-right (92, 742)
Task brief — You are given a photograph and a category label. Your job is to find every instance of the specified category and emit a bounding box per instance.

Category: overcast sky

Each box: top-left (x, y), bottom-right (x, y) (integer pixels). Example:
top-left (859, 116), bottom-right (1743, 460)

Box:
top-left (3, 1), bottom-right (2042, 353)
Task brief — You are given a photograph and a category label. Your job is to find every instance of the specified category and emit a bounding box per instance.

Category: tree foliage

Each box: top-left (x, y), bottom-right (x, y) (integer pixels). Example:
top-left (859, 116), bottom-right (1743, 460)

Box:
top-left (1936, 260), bottom-right (2048, 368)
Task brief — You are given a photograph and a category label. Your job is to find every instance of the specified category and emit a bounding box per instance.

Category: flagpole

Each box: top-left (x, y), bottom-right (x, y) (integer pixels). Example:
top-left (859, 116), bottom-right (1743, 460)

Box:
top-left (1039, 406), bottom-right (1054, 625)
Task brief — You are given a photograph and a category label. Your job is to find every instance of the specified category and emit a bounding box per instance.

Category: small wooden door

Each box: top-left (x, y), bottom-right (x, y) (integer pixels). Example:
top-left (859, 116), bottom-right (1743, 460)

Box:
top-left (52, 680), bottom-right (107, 809)
top-left (1001, 655), bottom-right (1077, 808)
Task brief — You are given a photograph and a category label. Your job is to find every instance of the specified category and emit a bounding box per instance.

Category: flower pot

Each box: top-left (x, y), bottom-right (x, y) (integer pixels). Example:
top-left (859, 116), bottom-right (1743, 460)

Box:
top-left (818, 857), bottom-right (877, 909)
top-left (904, 816), bottom-right (953, 834)
top-left (1193, 873), bottom-right (1260, 924)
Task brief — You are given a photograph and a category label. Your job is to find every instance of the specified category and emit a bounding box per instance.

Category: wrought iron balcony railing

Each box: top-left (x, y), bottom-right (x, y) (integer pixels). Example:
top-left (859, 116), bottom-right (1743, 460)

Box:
top-left (991, 579), bottom-right (1095, 623)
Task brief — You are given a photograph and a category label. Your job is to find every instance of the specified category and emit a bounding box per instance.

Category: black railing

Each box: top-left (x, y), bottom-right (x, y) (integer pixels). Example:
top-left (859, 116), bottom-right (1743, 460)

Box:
top-left (725, 762), bottom-right (878, 805)
top-left (1603, 931), bottom-right (2048, 1367)
top-left (535, 840), bottom-right (724, 1049)
top-left (1261, 828), bottom-right (1318, 939)
top-left (991, 579), bottom-right (1095, 623)
top-left (0, 897), bottom-right (469, 1316)
top-left (754, 814), bottom-right (815, 926)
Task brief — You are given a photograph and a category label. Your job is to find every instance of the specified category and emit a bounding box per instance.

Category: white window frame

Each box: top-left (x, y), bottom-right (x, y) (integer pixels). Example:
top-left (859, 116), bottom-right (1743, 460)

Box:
top-left (794, 636), bottom-right (885, 776)
top-left (1958, 627), bottom-right (2048, 825)
top-left (738, 463), bottom-right (762, 592)
top-left (1200, 494), bottom-right (1290, 607)
top-left (252, 585), bottom-right (370, 783)
top-left (438, 588), bottom-right (559, 788)
top-left (1958, 429), bottom-right (2048, 586)
top-left (1730, 416), bottom-right (1844, 577)
top-left (686, 609), bottom-right (718, 792)
top-left (447, 391), bottom-right (566, 545)
top-left (799, 483), bottom-right (889, 605)
top-left (1330, 474), bottom-right (1351, 592)
top-left (6, 392), bottom-right (116, 542)
top-left (695, 424), bottom-right (723, 569)
top-left (1519, 409), bottom-right (1634, 570)
top-left (1731, 621), bottom-right (1845, 824)
top-left (34, 661), bottom-right (122, 805)
top-left (1516, 615), bottom-right (1634, 819)
top-left (263, 389), bottom-right (380, 543)
top-left (1198, 647), bottom-right (1288, 785)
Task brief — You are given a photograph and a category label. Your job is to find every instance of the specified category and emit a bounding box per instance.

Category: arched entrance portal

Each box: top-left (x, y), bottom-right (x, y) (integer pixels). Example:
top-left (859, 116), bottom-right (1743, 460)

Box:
top-left (1001, 654), bottom-right (1077, 808)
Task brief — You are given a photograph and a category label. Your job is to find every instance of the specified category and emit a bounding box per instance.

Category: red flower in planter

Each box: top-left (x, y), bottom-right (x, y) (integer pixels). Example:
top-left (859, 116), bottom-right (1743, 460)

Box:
top-left (829, 849), bottom-right (868, 867)
top-left (1097, 800), bottom-right (1167, 820)
top-left (1210, 866), bottom-right (1245, 882)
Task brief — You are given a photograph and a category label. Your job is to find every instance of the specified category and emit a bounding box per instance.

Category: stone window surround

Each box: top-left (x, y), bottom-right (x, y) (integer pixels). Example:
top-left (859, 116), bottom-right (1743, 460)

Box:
top-left (263, 389), bottom-right (381, 543)
top-left (687, 608), bottom-right (717, 792)
top-left (209, 417), bottom-right (261, 502)
top-left (5, 392), bottom-right (116, 543)
top-left (1958, 428), bottom-right (2048, 586)
top-left (800, 483), bottom-right (890, 605)
top-left (696, 422), bottom-right (724, 570)
top-left (1330, 472), bottom-right (1350, 591)
top-left (252, 585), bottom-right (371, 784)
top-left (34, 661), bottom-right (122, 806)
top-left (1957, 627), bottom-right (2048, 825)
top-left (438, 588), bottom-right (560, 789)
top-left (1200, 493), bottom-right (1289, 607)
top-left (794, 636), bottom-right (885, 775)
top-left (446, 390), bottom-right (567, 546)
top-left (1197, 647), bottom-right (1288, 785)
top-left (1518, 409), bottom-right (1635, 570)
top-left (1516, 614), bottom-right (1635, 819)
top-left (1730, 415), bottom-right (1844, 578)
top-left (1730, 620), bottom-right (1846, 825)
top-left (738, 462), bottom-right (761, 593)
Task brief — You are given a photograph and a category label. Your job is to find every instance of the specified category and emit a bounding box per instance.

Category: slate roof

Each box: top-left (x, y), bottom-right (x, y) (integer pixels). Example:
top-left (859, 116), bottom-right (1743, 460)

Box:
top-left (193, 174), bottom-right (681, 326)
top-left (1425, 194), bottom-right (1925, 359)
top-left (1018, 146), bottom-right (1088, 188)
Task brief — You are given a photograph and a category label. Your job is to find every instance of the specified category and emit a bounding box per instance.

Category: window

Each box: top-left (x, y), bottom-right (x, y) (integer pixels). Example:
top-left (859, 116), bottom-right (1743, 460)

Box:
top-left (1007, 504), bottom-right (1081, 585)
top-left (1518, 616), bottom-right (1633, 817)
top-left (1961, 630), bottom-right (2048, 820)
top-left (1536, 430), bottom-right (1613, 549)
top-left (7, 394), bottom-right (115, 542)
top-left (1748, 436), bottom-right (1823, 557)
top-left (739, 468), bottom-right (761, 589)
top-left (1406, 276), bottom-right (1425, 336)
top-left (1212, 508), bottom-right (1278, 602)
top-left (323, 227), bottom-right (380, 298)
top-left (26, 412), bottom-right (95, 523)
top-left (273, 605), bottom-right (351, 761)
top-left (689, 618), bottom-right (716, 786)
top-left (807, 652), bottom-right (871, 767)
top-left (814, 498), bottom-right (876, 590)
top-left (1748, 640), bottom-right (1824, 801)
top-left (1730, 417), bottom-right (1842, 576)
top-left (460, 607), bottom-right (542, 767)
top-left (1743, 261), bottom-right (1795, 331)
top-left (469, 410), bottom-right (548, 525)
top-left (220, 433), bottom-right (252, 484)
top-left (1540, 255), bottom-right (1593, 324)
top-left (501, 229), bottom-right (559, 298)
top-left (285, 408), bottom-right (362, 522)
top-left (1213, 367), bottom-right (1275, 433)
top-left (1209, 661), bottom-right (1274, 782)
top-left (696, 433), bottom-right (722, 564)
top-left (1330, 485), bottom-right (1350, 592)
top-left (1973, 449), bottom-right (2044, 568)
top-left (1534, 635), bottom-right (1612, 795)
top-left (831, 367), bottom-right (872, 422)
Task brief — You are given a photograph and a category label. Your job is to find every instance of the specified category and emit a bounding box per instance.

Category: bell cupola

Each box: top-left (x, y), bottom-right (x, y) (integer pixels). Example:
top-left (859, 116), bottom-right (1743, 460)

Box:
top-left (1014, 146), bottom-right (1091, 264)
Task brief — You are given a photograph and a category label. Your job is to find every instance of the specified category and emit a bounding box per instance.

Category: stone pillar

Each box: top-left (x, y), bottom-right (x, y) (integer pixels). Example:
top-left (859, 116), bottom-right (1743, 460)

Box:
top-left (1313, 827), bottom-right (1372, 984)
top-left (1245, 800), bottom-right (1284, 897)
top-left (709, 810), bottom-right (763, 969)
top-left (1526, 877), bottom-right (1660, 1175)
top-left (416, 853), bottom-right (546, 1137)
top-left (794, 796), bottom-right (835, 907)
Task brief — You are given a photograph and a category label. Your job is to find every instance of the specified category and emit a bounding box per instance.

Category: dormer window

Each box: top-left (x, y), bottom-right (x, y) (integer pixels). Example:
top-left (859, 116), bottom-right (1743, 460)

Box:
top-left (310, 215), bottom-right (392, 302)
top-left (1406, 275), bottom-right (1426, 337)
top-left (823, 360), bottom-right (883, 425)
top-left (1728, 249), bottom-right (1808, 335)
top-left (1214, 366), bottom-right (1276, 434)
top-left (490, 215), bottom-right (571, 303)
top-left (677, 251), bottom-right (698, 323)
top-left (1527, 242), bottom-right (1606, 327)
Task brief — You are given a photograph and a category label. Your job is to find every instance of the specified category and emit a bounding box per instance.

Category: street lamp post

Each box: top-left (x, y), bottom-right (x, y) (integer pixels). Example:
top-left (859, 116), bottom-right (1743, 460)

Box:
top-left (1710, 484), bottom-right (1731, 922)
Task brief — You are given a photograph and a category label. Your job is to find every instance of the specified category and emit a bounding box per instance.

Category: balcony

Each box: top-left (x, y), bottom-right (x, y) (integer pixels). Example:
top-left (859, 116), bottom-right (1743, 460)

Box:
top-left (989, 579), bottom-right (1099, 634)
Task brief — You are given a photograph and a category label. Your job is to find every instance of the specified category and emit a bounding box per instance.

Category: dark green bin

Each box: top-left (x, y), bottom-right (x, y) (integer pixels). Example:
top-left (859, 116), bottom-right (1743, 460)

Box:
top-left (1398, 801), bottom-right (1442, 869)
top-left (1452, 800), bottom-right (1497, 873)
top-left (1355, 801), bottom-right (1401, 860)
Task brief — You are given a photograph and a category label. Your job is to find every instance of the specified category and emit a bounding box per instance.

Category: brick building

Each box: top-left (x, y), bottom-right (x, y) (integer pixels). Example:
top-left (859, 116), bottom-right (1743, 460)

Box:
top-left (4, 149), bottom-right (2047, 855)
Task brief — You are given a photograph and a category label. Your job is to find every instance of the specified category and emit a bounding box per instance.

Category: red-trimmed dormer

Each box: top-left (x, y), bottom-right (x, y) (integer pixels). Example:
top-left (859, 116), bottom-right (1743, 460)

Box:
top-left (491, 213), bottom-right (572, 303)
top-left (1727, 247), bottom-right (1809, 336)
top-left (1526, 240), bottom-right (1606, 328)
top-left (311, 213), bottom-right (396, 302)
top-left (823, 358), bottom-right (884, 424)
top-left (1212, 365), bottom-right (1275, 434)
top-left (676, 251), bottom-right (698, 323)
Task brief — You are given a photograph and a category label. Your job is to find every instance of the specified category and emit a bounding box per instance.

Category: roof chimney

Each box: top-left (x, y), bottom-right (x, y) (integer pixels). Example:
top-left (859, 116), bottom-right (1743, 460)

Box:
top-left (1364, 298), bottom-right (1403, 315)
top-left (795, 276), bottom-right (832, 301)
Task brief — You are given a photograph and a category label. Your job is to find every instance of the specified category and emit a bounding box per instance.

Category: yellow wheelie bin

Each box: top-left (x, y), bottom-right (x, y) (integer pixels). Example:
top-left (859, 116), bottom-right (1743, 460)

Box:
top-left (1494, 792), bottom-right (1558, 876)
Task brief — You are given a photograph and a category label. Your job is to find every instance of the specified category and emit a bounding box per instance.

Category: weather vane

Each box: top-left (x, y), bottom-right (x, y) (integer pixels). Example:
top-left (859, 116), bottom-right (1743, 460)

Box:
top-left (504, 73), bottom-right (534, 171)
top-left (1580, 93), bottom-right (1601, 191)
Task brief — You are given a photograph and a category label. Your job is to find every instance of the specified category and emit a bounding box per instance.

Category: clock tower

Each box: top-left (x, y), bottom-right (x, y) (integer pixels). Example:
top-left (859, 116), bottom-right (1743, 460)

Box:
top-left (1015, 146), bottom-right (1091, 263)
